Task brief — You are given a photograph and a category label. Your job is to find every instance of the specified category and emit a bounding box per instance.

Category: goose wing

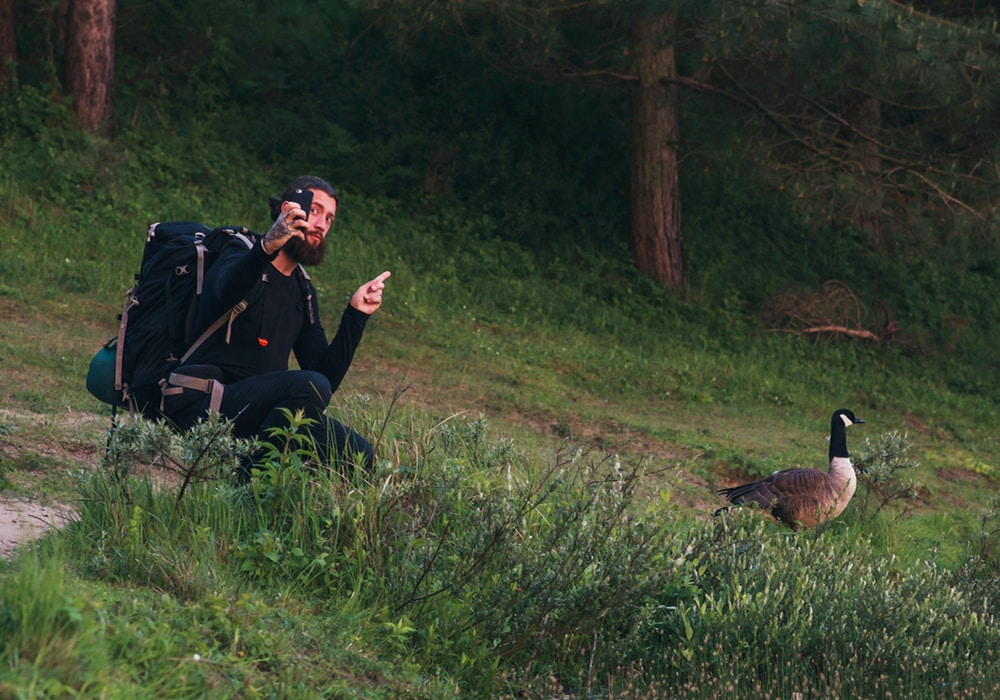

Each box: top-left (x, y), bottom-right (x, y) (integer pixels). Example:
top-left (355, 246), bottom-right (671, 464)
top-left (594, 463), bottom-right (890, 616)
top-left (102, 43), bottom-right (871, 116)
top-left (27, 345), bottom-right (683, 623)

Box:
top-left (718, 468), bottom-right (835, 520)
top-left (721, 468), bottom-right (851, 530)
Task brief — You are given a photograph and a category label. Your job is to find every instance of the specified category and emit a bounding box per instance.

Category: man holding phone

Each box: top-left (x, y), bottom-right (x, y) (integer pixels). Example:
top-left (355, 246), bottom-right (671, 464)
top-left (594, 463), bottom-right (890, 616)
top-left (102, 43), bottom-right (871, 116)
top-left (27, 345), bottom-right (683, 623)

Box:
top-left (156, 175), bottom-right (390, 480)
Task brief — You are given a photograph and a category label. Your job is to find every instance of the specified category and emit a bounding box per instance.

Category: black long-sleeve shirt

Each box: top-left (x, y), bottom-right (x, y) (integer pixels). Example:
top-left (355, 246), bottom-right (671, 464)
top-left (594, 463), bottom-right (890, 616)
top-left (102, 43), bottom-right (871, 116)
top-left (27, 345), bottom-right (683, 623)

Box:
top-left (186, 236), bottom-right (369, 390)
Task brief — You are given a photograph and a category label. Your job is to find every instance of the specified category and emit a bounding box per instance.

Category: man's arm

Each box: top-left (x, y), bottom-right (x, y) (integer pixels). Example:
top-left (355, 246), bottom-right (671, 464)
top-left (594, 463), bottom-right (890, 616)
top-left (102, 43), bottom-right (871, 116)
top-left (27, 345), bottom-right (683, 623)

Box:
top-left (197, 238), bottom-right (276, 330)
top-left (293, 271), bottom-right (390, 392)
top-left (294, 305), bottom-right (369, 393)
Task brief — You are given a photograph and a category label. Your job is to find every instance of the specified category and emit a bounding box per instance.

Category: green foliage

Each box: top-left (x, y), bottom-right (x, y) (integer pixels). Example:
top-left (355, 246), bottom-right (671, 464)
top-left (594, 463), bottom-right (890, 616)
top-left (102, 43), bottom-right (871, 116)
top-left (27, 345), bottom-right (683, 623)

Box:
top-left (682, 169), bottom-right (864, 307)
top-left (0, 546), bottom-right (114, 696)
top-left (632, 513), bottom-right (1000, 698)
top-left (73, 413), bottom-right (252, 597)
top-left (971, 493), bottom-right (1000, 572)
top-left (56, 401), bottom-right (1000, 697)
top-left (233, 410), bottom-right (364, 590)
top-left (102, 412), bottom-right (253, 499)
top-left (62, 402), bottom-right (691, 695)
top-left (371, 430), bottom-right (680, 686)
top-left (853, 430), bottom-right (921, 523)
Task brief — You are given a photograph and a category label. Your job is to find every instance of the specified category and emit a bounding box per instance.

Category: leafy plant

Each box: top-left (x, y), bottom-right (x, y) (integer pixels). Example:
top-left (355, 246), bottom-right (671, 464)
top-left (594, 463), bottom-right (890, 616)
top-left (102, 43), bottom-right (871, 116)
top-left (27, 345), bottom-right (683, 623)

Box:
top-left (973, 493), bottom-right (1000, 570)
top-left (853, 430), bottom-right (921, 523)
top-left (101, 412), bottom-right (253, 505)
top-left (630, 513), bottom-right (1000, 699)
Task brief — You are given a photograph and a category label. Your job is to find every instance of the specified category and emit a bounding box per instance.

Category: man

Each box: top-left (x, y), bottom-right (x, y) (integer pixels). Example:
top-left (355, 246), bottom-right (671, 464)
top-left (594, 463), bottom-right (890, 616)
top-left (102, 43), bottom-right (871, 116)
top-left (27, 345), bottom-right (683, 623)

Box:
top-left (154, 175), bottom-right (390, 479)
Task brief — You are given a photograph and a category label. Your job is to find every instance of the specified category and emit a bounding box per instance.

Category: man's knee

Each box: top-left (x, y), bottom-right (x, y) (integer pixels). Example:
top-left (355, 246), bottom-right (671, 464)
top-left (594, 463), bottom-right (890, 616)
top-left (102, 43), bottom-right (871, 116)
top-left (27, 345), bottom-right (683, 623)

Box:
top-left (287, 371), bottom-right (332, 409)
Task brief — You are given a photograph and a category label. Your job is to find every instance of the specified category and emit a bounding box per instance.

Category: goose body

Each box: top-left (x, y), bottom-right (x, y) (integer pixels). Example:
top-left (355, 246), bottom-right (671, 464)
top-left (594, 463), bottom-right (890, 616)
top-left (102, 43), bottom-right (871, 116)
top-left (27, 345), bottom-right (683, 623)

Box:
top-left (717, 408), bottom-right (864, 531)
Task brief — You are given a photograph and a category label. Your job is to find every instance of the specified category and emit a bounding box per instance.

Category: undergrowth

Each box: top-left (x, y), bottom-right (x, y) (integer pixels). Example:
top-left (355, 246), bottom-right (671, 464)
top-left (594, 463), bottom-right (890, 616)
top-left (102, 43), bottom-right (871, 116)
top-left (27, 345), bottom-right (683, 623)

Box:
top-left (1, 406), bottom-right (996, 697)
top-left (634, 511), bottom-right (1000, 699)
top-left (3, 79), bottom-right (1000, 698)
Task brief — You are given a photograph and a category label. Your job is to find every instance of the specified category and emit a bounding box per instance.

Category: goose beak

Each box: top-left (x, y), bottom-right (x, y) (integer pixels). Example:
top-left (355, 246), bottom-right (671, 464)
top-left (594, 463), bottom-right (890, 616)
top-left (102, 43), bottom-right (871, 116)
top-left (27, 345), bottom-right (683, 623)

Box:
top-left (855, 417), bottom-right (865, 424)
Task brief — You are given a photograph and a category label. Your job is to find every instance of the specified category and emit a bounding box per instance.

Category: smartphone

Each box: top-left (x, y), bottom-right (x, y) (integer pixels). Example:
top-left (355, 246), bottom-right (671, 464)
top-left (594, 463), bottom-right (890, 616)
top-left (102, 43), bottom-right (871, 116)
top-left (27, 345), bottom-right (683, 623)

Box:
top-left (287, 188), bottom-right (313, 221)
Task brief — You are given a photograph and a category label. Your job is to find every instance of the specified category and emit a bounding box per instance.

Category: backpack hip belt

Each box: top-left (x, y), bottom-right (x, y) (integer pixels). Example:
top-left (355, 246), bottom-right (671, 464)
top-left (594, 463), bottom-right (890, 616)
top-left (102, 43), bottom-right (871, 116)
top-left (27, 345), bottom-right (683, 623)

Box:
top-left (160, 372), bottom-right (225, 413)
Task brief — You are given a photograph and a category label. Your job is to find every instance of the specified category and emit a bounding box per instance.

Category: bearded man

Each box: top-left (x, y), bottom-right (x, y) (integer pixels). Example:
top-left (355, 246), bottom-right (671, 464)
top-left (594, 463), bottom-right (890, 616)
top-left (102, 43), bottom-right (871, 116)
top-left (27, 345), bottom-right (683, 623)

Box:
top-left (150, 175), bottom-right (390, 479)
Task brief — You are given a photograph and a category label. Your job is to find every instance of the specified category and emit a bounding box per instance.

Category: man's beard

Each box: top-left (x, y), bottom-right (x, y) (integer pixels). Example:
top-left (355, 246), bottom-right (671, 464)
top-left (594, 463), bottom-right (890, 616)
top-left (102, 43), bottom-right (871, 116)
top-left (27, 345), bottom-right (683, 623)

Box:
top-left (284, 234), bottom-right (327, 267)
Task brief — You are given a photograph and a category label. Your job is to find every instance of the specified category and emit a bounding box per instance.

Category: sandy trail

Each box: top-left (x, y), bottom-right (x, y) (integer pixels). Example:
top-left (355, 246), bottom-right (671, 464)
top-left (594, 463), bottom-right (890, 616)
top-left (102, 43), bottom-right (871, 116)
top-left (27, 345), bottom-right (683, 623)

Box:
top-left (0, 499), bottom-right (74, 558)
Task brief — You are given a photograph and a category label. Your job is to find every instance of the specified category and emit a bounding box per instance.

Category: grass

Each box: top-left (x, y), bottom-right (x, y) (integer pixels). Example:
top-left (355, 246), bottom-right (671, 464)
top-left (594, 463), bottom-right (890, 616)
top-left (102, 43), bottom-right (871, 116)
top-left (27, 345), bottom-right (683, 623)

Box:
top-left (3, 269), bottom-right (998, 567)
top-left (3, 143), bottom-right (1000, 696)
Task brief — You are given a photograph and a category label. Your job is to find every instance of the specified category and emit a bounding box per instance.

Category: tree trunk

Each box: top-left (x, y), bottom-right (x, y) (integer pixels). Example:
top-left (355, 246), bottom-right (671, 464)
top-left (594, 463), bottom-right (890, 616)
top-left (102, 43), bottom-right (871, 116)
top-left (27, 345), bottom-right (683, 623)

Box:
top-left (0, 0), bottom-right (15, 89)
top-left (629, 11), bottom-right (682, 287)
top-left (65, 0), bottom-right (115, 134)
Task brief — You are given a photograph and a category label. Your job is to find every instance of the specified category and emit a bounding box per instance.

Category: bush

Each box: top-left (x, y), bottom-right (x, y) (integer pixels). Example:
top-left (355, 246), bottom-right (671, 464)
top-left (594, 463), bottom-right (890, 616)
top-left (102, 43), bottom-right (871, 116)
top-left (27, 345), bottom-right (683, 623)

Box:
top-left (69, 405), bottom-right (695, 695)
top-left (632, 513), bottom-right (1000, 699)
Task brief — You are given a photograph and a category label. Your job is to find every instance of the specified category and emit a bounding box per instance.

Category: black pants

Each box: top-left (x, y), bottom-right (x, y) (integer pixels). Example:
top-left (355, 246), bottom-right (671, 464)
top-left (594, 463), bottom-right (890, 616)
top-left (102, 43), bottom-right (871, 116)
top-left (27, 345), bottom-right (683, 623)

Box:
top-left (153, 368), bottom-right (374, 479)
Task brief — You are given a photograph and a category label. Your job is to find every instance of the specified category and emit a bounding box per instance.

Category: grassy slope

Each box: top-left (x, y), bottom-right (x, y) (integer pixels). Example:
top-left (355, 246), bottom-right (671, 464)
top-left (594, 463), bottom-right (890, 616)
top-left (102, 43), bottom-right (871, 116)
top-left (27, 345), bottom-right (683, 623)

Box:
top-left (2, 258), bottom-right (997, 569)
top-left (2, 166), bottom-right (999, 695)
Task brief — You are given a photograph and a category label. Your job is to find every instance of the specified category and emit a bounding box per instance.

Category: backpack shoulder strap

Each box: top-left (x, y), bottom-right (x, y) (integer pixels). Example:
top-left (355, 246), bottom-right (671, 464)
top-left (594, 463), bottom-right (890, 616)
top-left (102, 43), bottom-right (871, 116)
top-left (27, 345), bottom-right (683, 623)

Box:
top-left (177, 301), bottom-right (248, 366)
top-left (177, 226), bottom-right (260, 360)
top-left (232, 229), bottom-right (257, 249)
top-left (295, 264), bottom-right (318, 326)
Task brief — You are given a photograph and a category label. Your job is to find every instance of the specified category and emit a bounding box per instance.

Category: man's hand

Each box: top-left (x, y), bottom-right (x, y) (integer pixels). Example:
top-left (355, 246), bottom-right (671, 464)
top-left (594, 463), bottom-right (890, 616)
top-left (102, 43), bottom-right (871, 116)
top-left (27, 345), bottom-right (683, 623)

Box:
top-left (262, 201), bottom-right (308, 254)
top-left (350, 271), bottom-right (392, 315)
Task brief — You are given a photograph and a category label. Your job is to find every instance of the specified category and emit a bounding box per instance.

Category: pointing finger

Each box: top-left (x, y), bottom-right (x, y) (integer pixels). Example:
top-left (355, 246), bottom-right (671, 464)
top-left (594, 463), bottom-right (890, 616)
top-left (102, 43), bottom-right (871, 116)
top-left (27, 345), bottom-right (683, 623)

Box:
top-left (367, 271), bottom-right (391, 294)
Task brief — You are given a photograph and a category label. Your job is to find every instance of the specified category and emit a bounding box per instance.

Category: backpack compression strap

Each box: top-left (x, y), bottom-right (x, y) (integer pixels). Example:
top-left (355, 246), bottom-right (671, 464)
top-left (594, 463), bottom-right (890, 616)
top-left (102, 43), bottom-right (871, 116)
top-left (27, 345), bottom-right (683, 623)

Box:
top-left (115, 287), bottom-right (138, 399)
top-left (116, 232), bottom-right (211, 414)
top-left (160, 372), bottom-right (225, 413)
top-left (160, 372), bottom-right (226, 412)
top-left (157, 299), bottom-right (249, 413)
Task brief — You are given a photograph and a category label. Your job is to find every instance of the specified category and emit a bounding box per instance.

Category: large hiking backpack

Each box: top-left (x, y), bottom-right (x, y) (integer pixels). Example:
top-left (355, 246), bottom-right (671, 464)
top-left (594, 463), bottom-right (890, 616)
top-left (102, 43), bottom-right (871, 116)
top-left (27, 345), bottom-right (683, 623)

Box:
top-left (86, 222), bottom-right (260, 413)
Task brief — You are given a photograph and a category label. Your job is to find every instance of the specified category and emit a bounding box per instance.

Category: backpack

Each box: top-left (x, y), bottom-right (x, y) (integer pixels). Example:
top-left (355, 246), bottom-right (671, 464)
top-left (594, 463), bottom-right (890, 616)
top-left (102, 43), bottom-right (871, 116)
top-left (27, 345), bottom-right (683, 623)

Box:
top-left (86, 222), bottom-right (260, 414)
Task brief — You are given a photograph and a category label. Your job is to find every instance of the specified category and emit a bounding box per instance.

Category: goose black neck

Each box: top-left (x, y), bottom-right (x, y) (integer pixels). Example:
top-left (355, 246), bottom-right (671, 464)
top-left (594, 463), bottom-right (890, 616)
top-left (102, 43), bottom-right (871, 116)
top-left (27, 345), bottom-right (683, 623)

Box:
top-left (829, 413), bottom-right (850, 460)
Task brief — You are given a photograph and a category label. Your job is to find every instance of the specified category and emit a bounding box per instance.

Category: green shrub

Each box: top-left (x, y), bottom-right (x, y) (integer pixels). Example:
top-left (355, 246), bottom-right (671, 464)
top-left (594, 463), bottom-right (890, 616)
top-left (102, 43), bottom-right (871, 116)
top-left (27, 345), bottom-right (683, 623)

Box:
top-left (632, 514), bottom-right (1000, 699)
top-left (70, 404), bottom-right (697, 695)
top-left (0, 544), bottom-right (113, 695)
top-left (853, 430), bottom-right (921, 523)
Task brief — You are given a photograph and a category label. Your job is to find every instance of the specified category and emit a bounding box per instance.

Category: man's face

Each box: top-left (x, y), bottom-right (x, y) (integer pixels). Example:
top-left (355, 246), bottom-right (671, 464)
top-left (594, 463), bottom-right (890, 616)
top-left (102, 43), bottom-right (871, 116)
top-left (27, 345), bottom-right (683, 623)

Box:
top-left (285, 189), bottom-right (337, 266)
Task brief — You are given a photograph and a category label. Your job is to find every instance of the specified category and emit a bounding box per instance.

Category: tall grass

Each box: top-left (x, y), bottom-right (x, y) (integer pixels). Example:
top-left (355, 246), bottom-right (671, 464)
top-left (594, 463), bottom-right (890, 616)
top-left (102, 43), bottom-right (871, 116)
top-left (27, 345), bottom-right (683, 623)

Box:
top-left (0, 543), bottom-right (118, 695)
top-left (634, 512), bottom-right (1000, 699)
top-left (63, 407), bottom-right (688, 694)
top-left (9, 403), bottom-right (984, 697)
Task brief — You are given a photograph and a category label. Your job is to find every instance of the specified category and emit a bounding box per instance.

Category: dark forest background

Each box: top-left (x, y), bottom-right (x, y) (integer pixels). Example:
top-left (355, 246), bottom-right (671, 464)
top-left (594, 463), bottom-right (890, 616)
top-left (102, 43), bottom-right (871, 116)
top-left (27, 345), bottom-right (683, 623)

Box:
top-left (4, 0), bottom-right (1000, 367)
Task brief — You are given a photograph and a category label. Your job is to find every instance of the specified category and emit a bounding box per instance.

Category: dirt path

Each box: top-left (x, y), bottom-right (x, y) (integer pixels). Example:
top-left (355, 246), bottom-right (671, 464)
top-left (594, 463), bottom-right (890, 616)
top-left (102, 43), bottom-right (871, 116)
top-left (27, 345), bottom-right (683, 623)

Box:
top-left (0, 499), bottom-right (74, 559)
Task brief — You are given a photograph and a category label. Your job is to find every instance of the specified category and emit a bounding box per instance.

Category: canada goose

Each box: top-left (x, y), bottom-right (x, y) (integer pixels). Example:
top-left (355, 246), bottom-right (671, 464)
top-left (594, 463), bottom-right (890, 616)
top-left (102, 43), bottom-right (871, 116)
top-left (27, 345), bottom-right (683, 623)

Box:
top-left (716, 408), bottom-right (865, 531)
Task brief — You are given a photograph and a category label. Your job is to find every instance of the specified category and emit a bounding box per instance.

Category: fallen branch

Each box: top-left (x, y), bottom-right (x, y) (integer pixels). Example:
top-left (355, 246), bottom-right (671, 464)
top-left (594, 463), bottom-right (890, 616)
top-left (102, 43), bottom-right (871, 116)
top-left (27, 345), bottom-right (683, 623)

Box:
top-left (797, 326), bottom-right (880, 342)
top-left (763, 281), bottom-right (900, 346)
